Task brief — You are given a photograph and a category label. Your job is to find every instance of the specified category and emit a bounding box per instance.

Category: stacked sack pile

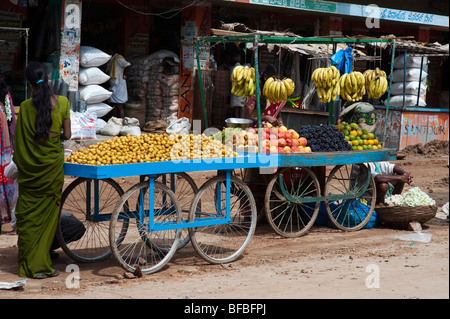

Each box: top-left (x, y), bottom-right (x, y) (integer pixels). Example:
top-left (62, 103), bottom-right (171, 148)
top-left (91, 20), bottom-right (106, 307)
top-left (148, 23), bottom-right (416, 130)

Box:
top-left (70, 46), bottom-right (113, 139)
top-left (387, 55), bottom-right (428, 107)
top-left (78, 46), bottom-right (114, 118)
top-left (127, 50), bottom-right (180, 124)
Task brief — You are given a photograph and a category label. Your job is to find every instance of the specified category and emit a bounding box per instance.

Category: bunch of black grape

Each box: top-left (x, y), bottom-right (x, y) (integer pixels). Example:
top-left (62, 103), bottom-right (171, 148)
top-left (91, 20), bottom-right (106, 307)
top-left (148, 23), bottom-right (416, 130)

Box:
top-left (298, 125), bottom-right (352, 152)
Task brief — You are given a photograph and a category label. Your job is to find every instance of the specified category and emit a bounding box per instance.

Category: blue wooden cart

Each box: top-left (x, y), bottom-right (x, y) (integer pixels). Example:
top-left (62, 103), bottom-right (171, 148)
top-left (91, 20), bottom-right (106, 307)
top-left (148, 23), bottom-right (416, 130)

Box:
top-left (61, 153), bottom-right (276, 274)
top-left (60, 148), bottom-right (395, 274)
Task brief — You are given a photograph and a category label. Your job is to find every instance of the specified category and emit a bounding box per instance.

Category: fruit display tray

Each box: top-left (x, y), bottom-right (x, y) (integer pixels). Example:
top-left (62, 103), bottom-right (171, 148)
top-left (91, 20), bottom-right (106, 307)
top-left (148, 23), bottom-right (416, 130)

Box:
top-left (64, 149), bottom-right (397, 179)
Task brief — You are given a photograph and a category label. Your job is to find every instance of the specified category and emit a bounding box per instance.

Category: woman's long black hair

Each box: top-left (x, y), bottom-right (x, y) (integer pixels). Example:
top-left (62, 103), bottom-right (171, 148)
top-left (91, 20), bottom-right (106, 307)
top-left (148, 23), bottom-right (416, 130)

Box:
top-left (25, 61), bottom-right (54, 144)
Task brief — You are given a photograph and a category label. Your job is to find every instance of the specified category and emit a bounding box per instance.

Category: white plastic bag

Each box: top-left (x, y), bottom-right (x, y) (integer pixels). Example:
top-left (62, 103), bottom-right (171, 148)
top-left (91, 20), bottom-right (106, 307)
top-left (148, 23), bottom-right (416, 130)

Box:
top-left (70, 111), bottom-right (97, 139)
top-left (120, 117), bottom-right (141, 136)
top-left (120, 125), bottom-right (141, 137)
top-left (80, 46), bottom-right (112, 68)
top-left (101, 117), bottom-right (123, 136)
top-left (79, 85), bottom-right (113, 104)
top-left (79, 67), bottom-right (110, 85)
top-left (166, 117), bottom-right (190, 135)
top-left (95, 118), bottom-right (107, 133)
top-left (394, 232), bottom-right (432, 243)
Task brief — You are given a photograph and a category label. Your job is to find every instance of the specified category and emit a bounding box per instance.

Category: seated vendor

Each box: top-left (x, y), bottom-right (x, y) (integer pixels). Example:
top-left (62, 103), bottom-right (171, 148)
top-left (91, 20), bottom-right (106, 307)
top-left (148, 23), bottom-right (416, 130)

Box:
top-left (364, 161), bottom-right (413, 205)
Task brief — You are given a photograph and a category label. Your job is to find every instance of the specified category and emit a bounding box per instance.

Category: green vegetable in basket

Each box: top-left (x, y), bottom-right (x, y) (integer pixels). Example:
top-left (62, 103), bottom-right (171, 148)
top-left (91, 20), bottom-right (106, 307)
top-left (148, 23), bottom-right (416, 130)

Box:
top-left (385, 187), bottom-right (435, 207)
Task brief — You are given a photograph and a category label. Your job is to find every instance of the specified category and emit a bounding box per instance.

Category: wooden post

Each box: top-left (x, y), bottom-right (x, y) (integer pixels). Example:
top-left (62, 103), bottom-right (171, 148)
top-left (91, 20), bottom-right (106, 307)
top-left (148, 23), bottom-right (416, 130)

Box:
top-left (177, 4), bottom-right (211, 122)
top-left (59, 0), bottom-right (82, 92)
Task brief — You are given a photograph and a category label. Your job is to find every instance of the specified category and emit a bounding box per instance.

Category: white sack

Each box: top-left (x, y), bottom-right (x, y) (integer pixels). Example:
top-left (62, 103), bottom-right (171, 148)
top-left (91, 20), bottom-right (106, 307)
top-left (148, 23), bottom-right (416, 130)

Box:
top-left (79, 85), bottom-right (113, 104)
top-left (80, 46), bottom-right (112, 68)
top-left (394, 55), bottom-right (428, 69)
top-left (390, 81), bottom-right (427, 96)
top-left (386, 95), bottom-right (426, 107)
top-left (79, 67), bottom-right (110, 85)
top-left (86, 102), bottom-right (113, 117)
top-left (392, 68), bottom-right (428, 83)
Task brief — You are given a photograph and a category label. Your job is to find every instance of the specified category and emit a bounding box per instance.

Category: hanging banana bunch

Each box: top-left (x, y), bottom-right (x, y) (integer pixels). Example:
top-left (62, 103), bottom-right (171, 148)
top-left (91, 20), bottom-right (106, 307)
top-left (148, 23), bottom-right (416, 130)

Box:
top-left (231, 65), bottom-right (256, 98)
top-left (311, 66), bottom-right (341, 103)
top-left (338, 71), bottom-right (366, 102)
top-left (262, 77), bottom-right (295, 103)
top-left (363, 67), bottom-right (388, 99)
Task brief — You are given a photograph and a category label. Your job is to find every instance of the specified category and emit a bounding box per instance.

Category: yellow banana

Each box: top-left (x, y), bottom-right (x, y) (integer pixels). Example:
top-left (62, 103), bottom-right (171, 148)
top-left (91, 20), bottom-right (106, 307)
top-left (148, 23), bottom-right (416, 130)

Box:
top-left (263, 77), bottom-right (274, 97)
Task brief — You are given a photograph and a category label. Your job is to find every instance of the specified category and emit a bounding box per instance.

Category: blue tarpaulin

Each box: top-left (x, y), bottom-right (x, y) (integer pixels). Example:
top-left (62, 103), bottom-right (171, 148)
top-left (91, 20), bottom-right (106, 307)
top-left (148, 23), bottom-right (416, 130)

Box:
top-left (331, 47), bottom-right (353, 74)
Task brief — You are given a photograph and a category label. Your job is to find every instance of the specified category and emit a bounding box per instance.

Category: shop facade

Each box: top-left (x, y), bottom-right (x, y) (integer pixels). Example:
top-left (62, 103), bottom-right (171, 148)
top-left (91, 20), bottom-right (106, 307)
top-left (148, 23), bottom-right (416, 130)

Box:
top-left (1, 0), bottom-right (448, 149)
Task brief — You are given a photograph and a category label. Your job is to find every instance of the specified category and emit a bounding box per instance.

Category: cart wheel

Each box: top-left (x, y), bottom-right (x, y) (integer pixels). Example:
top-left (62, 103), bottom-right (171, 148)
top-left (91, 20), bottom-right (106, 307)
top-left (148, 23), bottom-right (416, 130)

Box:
top-left (57, 178), bottom-right (125, 262)
top-left (156, 172), bottom-right (198, 249)
top-left (264, 167), bottom-right (321, 238)
top-left (109, 181), bottom-right (181, 274)
top-left (188, 175), bottom-right (257, 264)
top-left (324, 164), bottom-right (376, 231)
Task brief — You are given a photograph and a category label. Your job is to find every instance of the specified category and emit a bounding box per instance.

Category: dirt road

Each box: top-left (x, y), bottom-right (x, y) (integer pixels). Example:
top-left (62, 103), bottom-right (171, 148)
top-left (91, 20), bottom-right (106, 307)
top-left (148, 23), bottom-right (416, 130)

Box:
top-left (1, 151), bottom-right (448, 300)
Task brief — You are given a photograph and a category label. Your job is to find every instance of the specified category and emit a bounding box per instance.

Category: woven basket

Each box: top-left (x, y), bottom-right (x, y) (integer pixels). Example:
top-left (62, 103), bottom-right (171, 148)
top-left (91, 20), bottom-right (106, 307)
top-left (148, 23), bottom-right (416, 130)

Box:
top-left (375, 205), bottom-right (437, 229)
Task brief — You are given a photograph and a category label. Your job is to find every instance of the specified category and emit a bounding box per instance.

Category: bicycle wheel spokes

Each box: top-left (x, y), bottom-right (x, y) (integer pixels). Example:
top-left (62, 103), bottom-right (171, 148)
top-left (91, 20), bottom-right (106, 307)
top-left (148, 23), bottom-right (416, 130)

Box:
top-left (188, 176), bottom-right (257, 264)
top-left (110, 182), bottom-right (181, 274)
top-left (58, 178), bottom-right (124, 262)
top-left (265, 168), bottom-right (320, 238)
top-left (156, 173), bottom-right (198, 249)
top-left (325, 164), bottom-right (376, 231)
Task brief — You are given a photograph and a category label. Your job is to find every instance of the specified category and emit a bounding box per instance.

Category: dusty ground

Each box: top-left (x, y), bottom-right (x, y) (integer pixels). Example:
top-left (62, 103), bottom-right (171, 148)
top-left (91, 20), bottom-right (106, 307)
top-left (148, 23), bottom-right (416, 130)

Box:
top-left (0, 147), bottom-right (448, 300)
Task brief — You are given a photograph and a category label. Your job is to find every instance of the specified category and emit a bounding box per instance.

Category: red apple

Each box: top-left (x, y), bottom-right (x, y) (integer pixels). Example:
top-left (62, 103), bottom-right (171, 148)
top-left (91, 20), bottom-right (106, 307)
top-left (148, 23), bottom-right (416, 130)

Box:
top-left (299, 137), bottom-right (308, 147)
top-left (278, 131), bottom-right (286, 139)
top-left (288, 129), bottom-right (300, 140)
top-left (283, 146), bottom-right (292, 153)
top-left (291, 146), bottom-right (299, 152)
top-left (270, 139), bottom-right (278, 147)
top-left (285, 131), bottom-right (293, 140)
top-left (286, 138), bottom-right (293, 147)
top-left (278, 147), bottom-right (285, 153)
top-left (270, 146), bottom-right (278, 153)
top-left (292, 139), bottom-right (299, 147)
top-left (269, 133), bottom-right (277, 141)
top-left (278, 138), bottom-right (287, 147)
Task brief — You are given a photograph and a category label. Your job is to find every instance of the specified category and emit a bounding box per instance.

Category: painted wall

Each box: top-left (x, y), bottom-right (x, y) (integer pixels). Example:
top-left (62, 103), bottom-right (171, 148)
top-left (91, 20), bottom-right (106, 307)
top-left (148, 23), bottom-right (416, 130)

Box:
top-left (400, 111), bottom-right (449, 149)
top-left (375, 107), bottom-right (449, 150)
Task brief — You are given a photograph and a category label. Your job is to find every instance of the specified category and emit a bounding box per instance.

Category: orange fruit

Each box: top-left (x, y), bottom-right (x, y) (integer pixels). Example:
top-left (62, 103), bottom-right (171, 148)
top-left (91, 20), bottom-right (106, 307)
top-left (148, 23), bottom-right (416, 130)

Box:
top-left (350, 130), bottom-right (358, 136)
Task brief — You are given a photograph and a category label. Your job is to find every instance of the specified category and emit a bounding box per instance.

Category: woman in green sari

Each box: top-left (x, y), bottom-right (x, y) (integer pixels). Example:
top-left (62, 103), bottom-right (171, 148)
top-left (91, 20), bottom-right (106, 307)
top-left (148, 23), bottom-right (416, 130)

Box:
top-left (14, 62), bottom-right (71, 279)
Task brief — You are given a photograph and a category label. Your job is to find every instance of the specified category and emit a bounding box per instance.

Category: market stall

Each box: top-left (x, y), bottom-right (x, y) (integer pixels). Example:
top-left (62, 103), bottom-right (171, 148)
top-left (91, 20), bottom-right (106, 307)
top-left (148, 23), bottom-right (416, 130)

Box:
top-left (195, 34), bottom-right (398, 237)
top-left (61, 34), bottom-right (400, 275)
